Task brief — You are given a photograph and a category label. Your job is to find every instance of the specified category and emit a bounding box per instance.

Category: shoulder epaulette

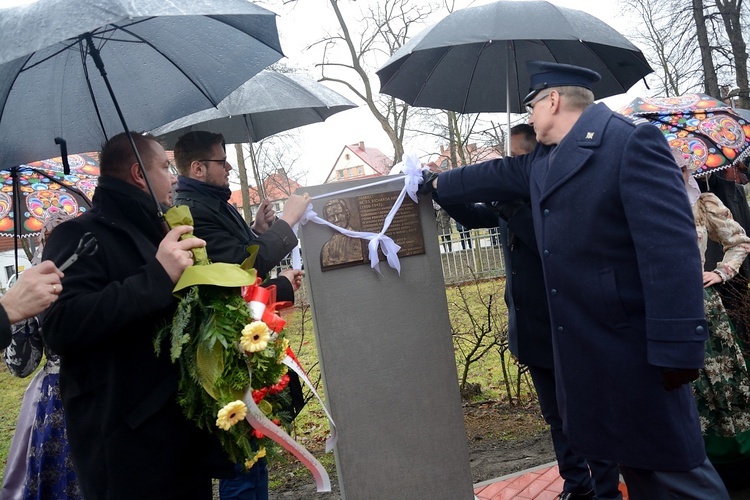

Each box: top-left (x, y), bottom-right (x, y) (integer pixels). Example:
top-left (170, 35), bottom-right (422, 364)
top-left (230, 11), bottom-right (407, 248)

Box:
top-left (618, 113), bottom-right (649, 126)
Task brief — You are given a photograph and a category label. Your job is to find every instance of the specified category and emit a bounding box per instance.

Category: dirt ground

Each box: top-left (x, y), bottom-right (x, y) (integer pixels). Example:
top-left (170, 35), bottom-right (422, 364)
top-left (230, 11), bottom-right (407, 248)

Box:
top-left (267, 400), bottom-right (554, 499)
top-left (267, 399), bottom-right (750, 500)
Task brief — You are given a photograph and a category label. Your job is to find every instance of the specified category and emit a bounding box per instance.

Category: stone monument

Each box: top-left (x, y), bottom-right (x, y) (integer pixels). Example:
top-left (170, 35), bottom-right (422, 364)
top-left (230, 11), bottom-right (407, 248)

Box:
top-left (298, 177), bottom-right (474, 499)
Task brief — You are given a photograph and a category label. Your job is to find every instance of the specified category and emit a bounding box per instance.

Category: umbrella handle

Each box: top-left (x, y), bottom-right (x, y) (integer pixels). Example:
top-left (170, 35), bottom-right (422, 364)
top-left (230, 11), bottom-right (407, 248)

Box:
top-left (55, 137), bottom-right (70, 175)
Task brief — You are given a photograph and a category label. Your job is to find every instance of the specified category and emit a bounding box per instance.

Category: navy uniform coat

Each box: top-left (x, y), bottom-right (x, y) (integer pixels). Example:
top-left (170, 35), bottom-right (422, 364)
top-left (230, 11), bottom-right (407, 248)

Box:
top-left (436, 103), bottom-right (709, 471)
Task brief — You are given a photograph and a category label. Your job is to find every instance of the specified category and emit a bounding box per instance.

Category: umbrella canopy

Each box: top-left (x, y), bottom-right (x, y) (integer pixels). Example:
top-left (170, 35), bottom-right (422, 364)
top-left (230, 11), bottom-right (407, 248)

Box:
top-left (0, 166), bottom-right (94, 239)
top-left (0, 0), bottom-right (284, 169)
top-left (376, 0), bottom-right (653, 114)
top-left (619, 93), bottom-right (750, 177)
top-left (25, 153), bottom-right (101, 200)
top-left (151, 71), bottom-right (358, 148)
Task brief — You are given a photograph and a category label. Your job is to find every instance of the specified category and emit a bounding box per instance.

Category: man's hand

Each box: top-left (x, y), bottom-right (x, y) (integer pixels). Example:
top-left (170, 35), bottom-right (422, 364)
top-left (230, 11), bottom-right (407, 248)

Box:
top-left (157, 225), bottom-right (206, 283)
top-left (279, 269), bottom-right (304, 292)
top-left (279, 193), bottom-right (312, 226)
top-left (252, 199), bottom-right (275, 235)
top-left (660, 367), bottom-right (700, 391)
top-left (0, 261), bottom-right (63, 323)
top-left (417, 170), bottom-right (439, 195)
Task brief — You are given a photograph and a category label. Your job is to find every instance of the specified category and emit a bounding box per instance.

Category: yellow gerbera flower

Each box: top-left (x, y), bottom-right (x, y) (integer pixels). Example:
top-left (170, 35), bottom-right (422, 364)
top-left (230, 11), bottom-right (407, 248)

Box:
top-left (245, 447), bottom-right (267, 469)
top-left (216, 400), bottom-right (247, 430)
top-left (240, 321), bottom-right (271, 353)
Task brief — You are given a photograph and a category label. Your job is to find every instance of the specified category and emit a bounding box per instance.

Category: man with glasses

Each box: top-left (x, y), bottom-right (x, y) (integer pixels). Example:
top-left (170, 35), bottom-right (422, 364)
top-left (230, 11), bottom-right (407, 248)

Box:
top-left (173, 131), bottom-right (309, 500)
top-left (420, 61), bottom-right (729, 498)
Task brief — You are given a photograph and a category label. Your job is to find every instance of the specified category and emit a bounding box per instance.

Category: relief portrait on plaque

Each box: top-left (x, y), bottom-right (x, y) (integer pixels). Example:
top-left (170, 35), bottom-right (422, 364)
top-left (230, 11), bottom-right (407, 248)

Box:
top-left (320, 198), bottom-right (366, 269)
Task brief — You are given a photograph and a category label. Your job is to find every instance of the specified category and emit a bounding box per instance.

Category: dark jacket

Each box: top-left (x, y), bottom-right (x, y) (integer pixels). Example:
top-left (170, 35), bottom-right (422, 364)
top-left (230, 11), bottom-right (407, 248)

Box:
top-left (174, 178), bottom-right (304, 415)
top-left (174, 179), bottom-right (297, 301)
top-left (442, 202), bottom-right (552, 369)
top-left (0, 306), bottom-right (10, 350)
top-left (42, 177), bottom-right (232, 499)
top-left (436, 103), bottom-right (708, 471)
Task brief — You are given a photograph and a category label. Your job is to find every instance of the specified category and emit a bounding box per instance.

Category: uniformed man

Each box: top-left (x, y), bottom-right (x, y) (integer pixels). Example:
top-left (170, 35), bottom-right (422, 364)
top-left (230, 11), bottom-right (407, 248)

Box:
top-left (420, 61), bottom-right (729, 499)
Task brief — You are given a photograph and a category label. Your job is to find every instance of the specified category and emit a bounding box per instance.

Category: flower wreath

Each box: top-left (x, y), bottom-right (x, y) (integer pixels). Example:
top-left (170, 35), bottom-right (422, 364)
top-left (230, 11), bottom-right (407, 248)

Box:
top-left (155, 206), bottom-right (299, 470)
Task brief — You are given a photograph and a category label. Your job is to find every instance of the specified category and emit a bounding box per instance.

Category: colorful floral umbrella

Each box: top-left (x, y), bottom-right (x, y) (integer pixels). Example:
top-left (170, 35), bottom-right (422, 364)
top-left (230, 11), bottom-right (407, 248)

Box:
top-left (619, 93), bottom-right (750, 177)
top-left (0, 153), bottom-right (98, 239)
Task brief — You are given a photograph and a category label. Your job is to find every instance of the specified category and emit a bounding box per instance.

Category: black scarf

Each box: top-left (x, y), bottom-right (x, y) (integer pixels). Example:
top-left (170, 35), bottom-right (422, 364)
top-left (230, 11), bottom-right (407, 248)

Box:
top-left (94, 176), bottom-right (166, 243)
top-left (176, 175), bottom-right (232, 202)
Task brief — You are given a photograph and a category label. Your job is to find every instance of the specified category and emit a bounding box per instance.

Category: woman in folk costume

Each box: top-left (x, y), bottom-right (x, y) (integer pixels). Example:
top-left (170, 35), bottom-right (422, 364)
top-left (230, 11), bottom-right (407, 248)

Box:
top-left (676, 148), bottom-right (750, 484)
top-left (1, 209), bottom-right (82, 500)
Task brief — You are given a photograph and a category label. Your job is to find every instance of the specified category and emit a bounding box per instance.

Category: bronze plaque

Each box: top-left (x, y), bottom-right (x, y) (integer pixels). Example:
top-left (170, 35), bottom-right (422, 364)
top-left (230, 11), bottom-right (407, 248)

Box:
top-left (319, 191), bottom-right (424, 271)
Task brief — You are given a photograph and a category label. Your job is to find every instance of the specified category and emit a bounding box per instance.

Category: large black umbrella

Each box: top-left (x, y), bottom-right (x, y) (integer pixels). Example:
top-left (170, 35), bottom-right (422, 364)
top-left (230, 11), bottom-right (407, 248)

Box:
top-left (152, 71), bottom-right (357, 147)
top-left (376, 0), bottom-right (652, 116)
top-left (151, 71), bottom-right (357, 199)
top-left (0, 0), bottom-right (283, 221)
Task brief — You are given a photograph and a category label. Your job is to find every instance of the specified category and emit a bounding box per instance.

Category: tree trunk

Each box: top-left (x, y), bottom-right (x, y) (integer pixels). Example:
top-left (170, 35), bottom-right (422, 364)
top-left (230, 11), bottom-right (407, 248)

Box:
top-left (715, 0), bottom-right (749, 107)
top-left (693, 0), bottom-right (721, 97)
top-left (234, 143), bottom-right (253, 221)
top-left (448, 112), bottom-right (458, 169)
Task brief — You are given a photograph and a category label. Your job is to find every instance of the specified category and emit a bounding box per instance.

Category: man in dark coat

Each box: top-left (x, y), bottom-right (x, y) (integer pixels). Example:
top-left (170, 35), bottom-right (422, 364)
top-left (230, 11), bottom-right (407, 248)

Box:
top-left (173, 131), bottom-right (309, 500)
top-left (173, 131), bottom-right (309, 302)
top-left (42, 132), bottom-right (229, 499)
top-left (421, 61), bottom-right (729, 499)
top-left (442, 123), bottom-right (620, 500)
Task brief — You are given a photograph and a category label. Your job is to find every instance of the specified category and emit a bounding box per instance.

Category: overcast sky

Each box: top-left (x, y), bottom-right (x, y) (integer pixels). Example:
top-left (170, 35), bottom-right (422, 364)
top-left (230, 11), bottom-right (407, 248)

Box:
top-left (259, 0), bottom-right (642, 185)
top-left (0, 0), bottom-right (643, 185)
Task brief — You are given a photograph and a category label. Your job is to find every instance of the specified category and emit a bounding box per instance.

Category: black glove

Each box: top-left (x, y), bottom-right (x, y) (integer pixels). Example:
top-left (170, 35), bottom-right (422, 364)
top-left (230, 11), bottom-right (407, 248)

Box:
top-left (417, 170), bottom-right (439, 195)
top-left (495, 200), bottom-right (526, 221)
top-left (660, 367), bottom-right (699, 391)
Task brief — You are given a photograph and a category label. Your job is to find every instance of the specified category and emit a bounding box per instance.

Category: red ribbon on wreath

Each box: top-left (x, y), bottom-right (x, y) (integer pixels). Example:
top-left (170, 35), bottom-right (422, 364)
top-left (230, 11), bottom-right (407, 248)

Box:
top-left (241, 278), bottom-right (293, 332)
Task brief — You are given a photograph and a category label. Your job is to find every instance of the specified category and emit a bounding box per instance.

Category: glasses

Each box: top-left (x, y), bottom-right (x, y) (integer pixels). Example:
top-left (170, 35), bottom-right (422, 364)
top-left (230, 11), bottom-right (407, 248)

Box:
top-left (198, 158), bottom-right (228, 167)
top-left (525, 93), bottom-right (551, 114)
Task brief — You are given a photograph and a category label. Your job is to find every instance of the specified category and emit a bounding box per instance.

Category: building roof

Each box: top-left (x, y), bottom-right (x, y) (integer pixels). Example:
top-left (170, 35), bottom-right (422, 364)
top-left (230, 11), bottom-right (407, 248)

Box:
top-left (324, 141), bottom-right (393, 182)
top-left (229, 169), bottom-right (303, 208)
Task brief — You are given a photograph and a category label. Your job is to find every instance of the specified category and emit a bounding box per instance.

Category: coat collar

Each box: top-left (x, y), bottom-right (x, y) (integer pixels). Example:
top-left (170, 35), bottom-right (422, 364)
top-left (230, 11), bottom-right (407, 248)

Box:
top-left (90, 177), bottom-right (166, 262)
top-left (534, 103), bottom-right (613, 200)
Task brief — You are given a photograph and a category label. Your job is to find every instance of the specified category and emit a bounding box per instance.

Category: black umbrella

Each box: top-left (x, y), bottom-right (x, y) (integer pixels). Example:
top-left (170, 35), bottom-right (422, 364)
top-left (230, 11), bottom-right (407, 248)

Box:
top-left (0, 0), bottom-right (284, 224)
top-left (376, 0), bottom-right (652, 116)
top-left (151, 71), bottom-right (357, 199)
top-left (152, 71), bottom-right (358, 148)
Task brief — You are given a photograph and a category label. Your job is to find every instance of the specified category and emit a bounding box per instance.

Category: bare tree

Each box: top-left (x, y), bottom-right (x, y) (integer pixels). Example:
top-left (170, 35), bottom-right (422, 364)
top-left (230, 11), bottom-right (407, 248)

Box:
top-left (620, 0), bottom-right (704, 96)
top-left (694, 0), bottom-right (723, 97)
top-left (234, 143), bottom-right (254, 221)
top-left (714, 0), bottom-right (750, 107)
top-left (313, 0), bottom-right (436, 164)
top-left (230, 133), bottom-right (308, 219)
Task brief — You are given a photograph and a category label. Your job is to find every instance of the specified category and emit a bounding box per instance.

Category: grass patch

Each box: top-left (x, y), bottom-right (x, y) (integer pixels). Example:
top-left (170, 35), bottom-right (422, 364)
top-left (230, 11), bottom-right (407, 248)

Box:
top-left (0, 277), bottom-right (532, 488)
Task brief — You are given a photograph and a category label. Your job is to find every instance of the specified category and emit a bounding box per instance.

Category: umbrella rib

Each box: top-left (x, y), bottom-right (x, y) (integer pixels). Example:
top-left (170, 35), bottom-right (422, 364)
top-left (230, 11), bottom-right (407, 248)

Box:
top-left (409, 46), bottom-right (459, 110)
top-left (0, 54), bottom-right (32, 124)
top-left (545, 39), bottom-right (626, 95)
top-left (79, 38), bottom-right (110, 143)
top-left (459, 41), bottom-right (492, 114)
top-left (15, 40), bottom-right (81, 72)
top-left (106, 22), bottom-right (218, 107)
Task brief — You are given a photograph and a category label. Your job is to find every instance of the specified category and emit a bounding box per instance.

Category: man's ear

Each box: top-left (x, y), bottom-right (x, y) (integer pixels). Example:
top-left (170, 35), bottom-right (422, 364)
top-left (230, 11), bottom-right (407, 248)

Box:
top-left (549, 90), bottom-right (562, 114)
top-left (190, 160), bottom-right (204, 179)
top-left (130, 162), bottom-right (148, 190)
